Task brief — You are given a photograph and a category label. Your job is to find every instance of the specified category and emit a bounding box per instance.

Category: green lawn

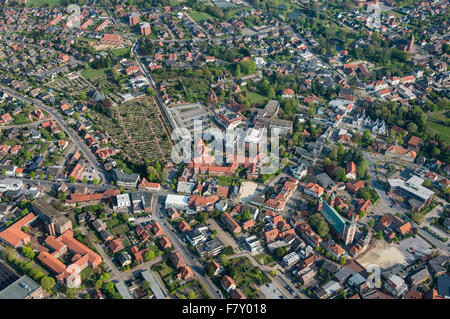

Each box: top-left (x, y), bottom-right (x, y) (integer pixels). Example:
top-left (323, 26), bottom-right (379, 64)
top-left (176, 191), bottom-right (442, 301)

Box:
top-left (154, 259), bottom-right (176, 277)
top-left (427, 110), bottom-right (449, 122)
top-left (428, 121), bottom-right (450, 141)
top-left (27, 0), bottom-right (64, 6)
top-left (189, 11), bottom-right (214, 23)
top-left (81, 266), bottom-right (93, 282)
top-left (246, 92), bottom-right (268, 106)
top-left (110, 47), bottom-right (130, 57)
top-left (111, 223), bottom-right (130, 237)
top-left (81, 68), bottom-right (110, 80)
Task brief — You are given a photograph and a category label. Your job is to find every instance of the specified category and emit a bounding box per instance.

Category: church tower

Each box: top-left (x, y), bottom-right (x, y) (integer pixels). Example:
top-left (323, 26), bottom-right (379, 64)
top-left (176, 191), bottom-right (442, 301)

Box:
top-left (329, 192), bottom-right (336, 208)
top-left (316, 196), bottom-right (323, 213)
top-left (407, 33), bottom-right (415, 53)
top-left (343, 214), bottom-right (356, 246)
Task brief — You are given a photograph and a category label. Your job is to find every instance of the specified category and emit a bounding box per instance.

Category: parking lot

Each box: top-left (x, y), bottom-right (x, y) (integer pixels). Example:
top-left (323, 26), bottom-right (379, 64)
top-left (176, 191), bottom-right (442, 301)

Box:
top-left (396, 235), bottom-right (434, 264)
top-left (260, 283), bottom-right (287, 299)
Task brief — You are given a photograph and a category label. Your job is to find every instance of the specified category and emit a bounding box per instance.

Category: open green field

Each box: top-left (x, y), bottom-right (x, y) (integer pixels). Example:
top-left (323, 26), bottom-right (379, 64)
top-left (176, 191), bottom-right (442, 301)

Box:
top-left (111, 223), bottom-right (130, 237)
top-left (110, 47), bottom-right (130, 57)
top-left (189, 11), bottom-right (214, 22)
top-left (427, 110), bottom-right (449, 122)
top-left (247, 92), bottom-right (268, 106)
top-left (428, 121), bottom-right (450, 141)
top-left (27, 0), bottom-right (64, 7)
top-left (81, 67), bottom-right (110, 80)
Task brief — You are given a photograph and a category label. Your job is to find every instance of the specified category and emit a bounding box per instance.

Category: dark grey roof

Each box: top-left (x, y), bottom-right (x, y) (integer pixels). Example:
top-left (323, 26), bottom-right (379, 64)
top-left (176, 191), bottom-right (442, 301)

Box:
top-left (437, 274), bottom-right (450, 298)
top-left (114, 280), bottom-right (133, 299)
top-left (113, 169), bottom-right (139, 184)
top-left (320, 260), bottom-right (340, 274)
top-left (409, 267), bottom-right (430, 285)
top-left (0, 262), bottom-right (18, 291)
top-left (334, 266), bottom-right (356, 283)
top-left (316, 173), bottom-right (336, 188)
top-left (99, 230), bottom-right (113, 241)
top-left (428, 255), bottom-right (449, 274)
top-left (0, 275), bottom-right (41, 299)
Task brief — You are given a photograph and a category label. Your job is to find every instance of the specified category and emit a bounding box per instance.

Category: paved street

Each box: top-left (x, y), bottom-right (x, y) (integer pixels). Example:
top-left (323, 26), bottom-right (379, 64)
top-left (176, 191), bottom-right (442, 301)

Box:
top-left (93, 242), bottom-right (120, 279)
top-left (0, 85), bottom-right (108, 184)
top-left (152, 195), bottom-right (223, 299)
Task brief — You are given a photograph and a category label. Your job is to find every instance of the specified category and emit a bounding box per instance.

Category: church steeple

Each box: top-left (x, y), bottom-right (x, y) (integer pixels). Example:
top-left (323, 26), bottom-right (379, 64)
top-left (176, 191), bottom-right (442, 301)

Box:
top-left (316, 196), bottom-right (323, 213)
top-left (407, 33), bottom-right (415, 52)
top-left (330, 192), bottom-right (336, 208)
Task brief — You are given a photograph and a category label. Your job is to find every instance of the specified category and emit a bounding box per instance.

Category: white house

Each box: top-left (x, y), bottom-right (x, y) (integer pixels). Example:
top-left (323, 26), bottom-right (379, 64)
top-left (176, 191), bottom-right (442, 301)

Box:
top-left (114, 194), bottom-right (131, 209)
top-left (215, 200), bottom-right (228, 213)
top-left (290, 163), bottom-right (308, 180)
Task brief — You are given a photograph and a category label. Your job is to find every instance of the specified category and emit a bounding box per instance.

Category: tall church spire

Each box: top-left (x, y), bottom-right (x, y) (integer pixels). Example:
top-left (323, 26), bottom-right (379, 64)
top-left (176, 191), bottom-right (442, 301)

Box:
top-left (407, 33), bottom-right (415, 52)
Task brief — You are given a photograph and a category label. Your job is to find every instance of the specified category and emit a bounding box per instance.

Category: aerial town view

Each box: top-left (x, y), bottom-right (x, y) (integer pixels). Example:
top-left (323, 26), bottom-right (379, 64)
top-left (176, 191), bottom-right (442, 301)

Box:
top-left (0, 0), bottom-right (449, 307)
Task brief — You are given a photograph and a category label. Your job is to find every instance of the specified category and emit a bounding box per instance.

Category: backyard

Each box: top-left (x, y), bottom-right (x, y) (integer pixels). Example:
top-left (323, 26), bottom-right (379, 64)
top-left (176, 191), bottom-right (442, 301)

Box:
top-left (223, 256), bottom-right (271, 299)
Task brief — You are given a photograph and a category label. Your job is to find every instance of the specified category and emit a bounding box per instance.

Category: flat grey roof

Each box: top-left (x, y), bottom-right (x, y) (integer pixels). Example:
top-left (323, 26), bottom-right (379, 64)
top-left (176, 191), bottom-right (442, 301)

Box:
top-left (115, 281), bottom-right (133, 299)
top-left (141, 269), bottom-right (166, 299)
top-left (388, 176), bottom-right (434, 202)
top-left (0, 275), bottom-right (41, 299)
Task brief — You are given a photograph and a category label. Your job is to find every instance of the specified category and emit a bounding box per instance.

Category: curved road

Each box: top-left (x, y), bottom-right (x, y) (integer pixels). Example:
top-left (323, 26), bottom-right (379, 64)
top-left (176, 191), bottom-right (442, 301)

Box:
top-left (0, 85), bottom-right (108, 184)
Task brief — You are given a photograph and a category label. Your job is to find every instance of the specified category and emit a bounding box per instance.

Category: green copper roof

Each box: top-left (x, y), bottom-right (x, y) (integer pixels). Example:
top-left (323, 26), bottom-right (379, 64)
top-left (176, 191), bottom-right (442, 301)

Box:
top-left (320, 199), bottom-right (346, 235)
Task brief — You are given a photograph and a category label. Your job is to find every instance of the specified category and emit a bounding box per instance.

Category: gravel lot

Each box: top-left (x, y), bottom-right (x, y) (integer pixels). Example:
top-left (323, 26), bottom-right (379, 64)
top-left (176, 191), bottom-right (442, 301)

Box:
top-left (358, 235), bottom-right (434, 270)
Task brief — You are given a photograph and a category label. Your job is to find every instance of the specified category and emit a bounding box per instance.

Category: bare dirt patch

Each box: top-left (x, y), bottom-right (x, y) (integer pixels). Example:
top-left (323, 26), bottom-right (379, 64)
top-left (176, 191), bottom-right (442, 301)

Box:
top-left (357, 239), bottom-right (407, 270)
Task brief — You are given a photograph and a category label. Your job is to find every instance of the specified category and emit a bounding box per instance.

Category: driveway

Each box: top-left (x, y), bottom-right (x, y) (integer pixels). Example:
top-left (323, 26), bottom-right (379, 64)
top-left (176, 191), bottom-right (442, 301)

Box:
top-left (93, 242), bottom-right (120, 278)
top-left (206, 219), bottom-right (240, 252)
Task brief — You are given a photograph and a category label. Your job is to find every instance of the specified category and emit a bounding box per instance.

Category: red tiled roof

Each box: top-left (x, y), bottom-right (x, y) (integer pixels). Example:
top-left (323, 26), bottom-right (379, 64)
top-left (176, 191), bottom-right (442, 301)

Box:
top-left (108, 238), bottom-right (123, 254)
top-left (0, 213), bottom-right (35, 248)
top-left (221, 275), bottom-right (236, 290)
top-left (38, 251), bottom-right (66, 274)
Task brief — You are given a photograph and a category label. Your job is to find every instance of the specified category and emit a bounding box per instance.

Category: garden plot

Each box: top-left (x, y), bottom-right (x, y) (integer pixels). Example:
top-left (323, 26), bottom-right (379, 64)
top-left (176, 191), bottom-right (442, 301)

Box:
top-left (92, 96), bottom-right (172, 164)
top-left (47, 76), bottom-right (92, 94)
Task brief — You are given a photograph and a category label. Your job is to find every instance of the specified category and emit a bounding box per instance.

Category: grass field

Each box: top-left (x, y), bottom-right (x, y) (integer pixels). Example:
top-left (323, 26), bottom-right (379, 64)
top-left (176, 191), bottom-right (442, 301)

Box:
top-left (110, 47), bottom-right (130, 57)
top-left (81, 67), bottom-right (110, 80)
top-left (111, 223), bottom-right (130, 236)
top-left (428, 121), bottom-right (450, 141)
top-left (27, 0), bottom-right (64, 7)
top-left (189, 11), bottom-right (214, 22)
top-left (427, 110), bottom-right (449, 122)
top-left (247, 92), bottom-right (268, 106)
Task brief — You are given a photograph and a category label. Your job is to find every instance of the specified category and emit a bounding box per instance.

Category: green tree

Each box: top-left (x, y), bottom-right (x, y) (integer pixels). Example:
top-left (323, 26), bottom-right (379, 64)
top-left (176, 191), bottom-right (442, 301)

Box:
top-left (65, 287), bottom-right (77, 299)
top-left (29, 171), bottom-right (36, 179)
top-left (362, 129), bottom-right (372, 146)
top-left (94, 279), bottom-right (103, 290)
top-left (69, 176), bottom-right (76, 183)
top-left (144, 250), bottom-right (156, 262)
top-left (376, 230), bottom-right (383, 240)
top-left (142, 281), bottom-right (150, 292)
top-left (242, 210), bottom-right (252, 221)
top-left (188, 289), bottom-right (197, 299)
top-left (41, 276), bottom-right (55, 291)
top-left (308, 213), bottom-right (330, 238)
top-left (423, 179), bottom-right (432, 187)
top-left (21, 246), bottom-right (35, 259)
top-left (407, 122), bottom-right (417, 134)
